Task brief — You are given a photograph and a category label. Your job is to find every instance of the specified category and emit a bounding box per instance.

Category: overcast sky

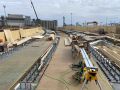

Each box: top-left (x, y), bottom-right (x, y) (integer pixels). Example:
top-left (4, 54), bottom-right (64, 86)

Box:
top-left (0, 0), bottom-right (120, 26)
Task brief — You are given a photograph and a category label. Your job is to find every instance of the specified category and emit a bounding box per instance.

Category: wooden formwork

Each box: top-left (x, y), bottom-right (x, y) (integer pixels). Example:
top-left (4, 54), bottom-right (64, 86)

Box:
top-left (0, 32), bottom-right (5, 42)
top-left (0, 27), bottom-right (44, 43)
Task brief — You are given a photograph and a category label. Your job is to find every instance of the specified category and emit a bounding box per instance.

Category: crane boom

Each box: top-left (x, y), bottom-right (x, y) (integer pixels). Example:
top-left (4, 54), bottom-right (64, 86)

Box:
top-left (30, 0), bottom-right (39, 21)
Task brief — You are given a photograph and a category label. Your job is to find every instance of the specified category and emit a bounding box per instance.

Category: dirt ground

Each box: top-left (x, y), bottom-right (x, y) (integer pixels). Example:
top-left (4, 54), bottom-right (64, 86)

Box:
top-left (36, 35), bottom-right (113, 90)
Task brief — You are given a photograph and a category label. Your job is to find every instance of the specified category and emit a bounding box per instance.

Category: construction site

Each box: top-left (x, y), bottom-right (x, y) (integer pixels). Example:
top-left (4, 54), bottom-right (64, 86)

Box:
top-left (0, 26), bottom-right (119, 90)
top-left (0, 0), bottom-right (120, 90)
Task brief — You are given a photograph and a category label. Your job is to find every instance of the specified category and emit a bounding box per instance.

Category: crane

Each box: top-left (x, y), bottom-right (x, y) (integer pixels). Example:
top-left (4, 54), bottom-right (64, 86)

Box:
top-left (29, 0), bottom-right (39, 25)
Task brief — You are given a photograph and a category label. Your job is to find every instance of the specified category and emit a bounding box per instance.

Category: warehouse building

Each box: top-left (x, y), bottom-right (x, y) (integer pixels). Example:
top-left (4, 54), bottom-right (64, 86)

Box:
top-left (0, 14), bottom-right (32, 28)
top-left (40, 20), bottom-right (57, 30)
top-left (6, 14), bottom-right (25, 27)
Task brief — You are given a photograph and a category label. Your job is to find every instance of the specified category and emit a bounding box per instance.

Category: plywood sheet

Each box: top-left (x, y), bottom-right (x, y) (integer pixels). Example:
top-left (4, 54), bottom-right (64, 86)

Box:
top-left (19, 29), bottom-right (26, 38)
top-left (0, 32), bottom-right (5, 42)
top-left (4, 29), bottom-right (14, 43)
top-left (11, 30), bottom-right (20, 41)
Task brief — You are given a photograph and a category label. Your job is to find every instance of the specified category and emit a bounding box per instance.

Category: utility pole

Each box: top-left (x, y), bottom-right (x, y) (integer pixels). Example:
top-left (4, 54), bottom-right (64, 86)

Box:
top-left (105, 17), bottom-right (108, 32)
top-left (63, 16), bottom-right (66, 27)
top-left (71, 13), bottom-right (72, 30)
top-left (106, 17), bottom-right (108, 26)
top-left (3, 5), bottom-right (7, 27)
top-left (3, 5), bottom-right (7, 17)
top-left (29, 0), bottom-right (39, 25)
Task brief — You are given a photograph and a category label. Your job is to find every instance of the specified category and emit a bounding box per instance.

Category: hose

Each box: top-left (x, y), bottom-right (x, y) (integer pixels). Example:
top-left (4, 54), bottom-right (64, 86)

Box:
top-left (44, 74), bottom-right (69, 90)
top-left (59, 69), bottom-right (73, 85)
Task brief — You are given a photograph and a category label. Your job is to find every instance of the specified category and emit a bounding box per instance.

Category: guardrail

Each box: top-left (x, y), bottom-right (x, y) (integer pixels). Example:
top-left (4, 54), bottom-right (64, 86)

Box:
top-left (10, 37), bottom-right (60, 90)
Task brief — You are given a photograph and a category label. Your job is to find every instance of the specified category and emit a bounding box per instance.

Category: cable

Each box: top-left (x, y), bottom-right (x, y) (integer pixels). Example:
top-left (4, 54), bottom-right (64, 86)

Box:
top-left (44, 74), bottom-right (69, 90)
top-left (60, 69), bottom-right (73, 85)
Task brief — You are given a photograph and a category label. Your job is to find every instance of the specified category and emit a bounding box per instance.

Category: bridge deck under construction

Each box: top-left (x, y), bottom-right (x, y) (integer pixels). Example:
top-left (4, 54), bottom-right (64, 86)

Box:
top-left (36, 36), bottom-right (113, 90)
top-left (0, 39), bottom-right (52, 90)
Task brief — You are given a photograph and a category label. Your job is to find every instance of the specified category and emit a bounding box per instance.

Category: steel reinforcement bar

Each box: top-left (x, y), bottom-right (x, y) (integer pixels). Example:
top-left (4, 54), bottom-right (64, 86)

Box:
top-left (10, 37), bottom-right (60, 90)
top-left (89, 45), bottom-right (120, 83)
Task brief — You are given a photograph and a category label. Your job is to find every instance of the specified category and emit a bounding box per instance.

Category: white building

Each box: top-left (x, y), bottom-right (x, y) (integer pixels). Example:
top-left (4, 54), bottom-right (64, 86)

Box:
top-left (6, 14), bottom-right (32, 27)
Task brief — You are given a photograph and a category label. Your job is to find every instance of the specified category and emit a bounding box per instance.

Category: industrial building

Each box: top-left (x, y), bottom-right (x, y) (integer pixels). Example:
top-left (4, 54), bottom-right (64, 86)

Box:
top-left (0, 14), bottom-right (58, 30)
top-left (40, 20), bottom-right (58, 30)
top-left (0, 14), bottom-right (32, 28)
top-left (6, 14), bottom-right (25, 27)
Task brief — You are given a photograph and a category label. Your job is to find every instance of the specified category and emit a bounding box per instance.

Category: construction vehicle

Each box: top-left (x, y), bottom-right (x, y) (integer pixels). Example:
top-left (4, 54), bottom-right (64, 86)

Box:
top-left (71, 35), bottom-right (102, 90)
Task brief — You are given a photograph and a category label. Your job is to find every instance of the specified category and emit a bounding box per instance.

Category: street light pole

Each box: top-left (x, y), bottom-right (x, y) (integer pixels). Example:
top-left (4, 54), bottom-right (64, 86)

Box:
top-left (106, 17), bottom-right (108, 26)
top-left (71, 13), bottom-right (72, 30)
top-left (3, 5), bottom-right (7, 17)
top-left (3, 5), bottom-right (7, 27)
top-left (106, 17), bottom-right (108, 31)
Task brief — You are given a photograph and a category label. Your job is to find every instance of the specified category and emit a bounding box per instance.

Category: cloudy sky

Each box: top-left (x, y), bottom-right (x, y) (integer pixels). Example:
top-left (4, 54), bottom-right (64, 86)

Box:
top-left (0, 0), bottom-right (120, 26)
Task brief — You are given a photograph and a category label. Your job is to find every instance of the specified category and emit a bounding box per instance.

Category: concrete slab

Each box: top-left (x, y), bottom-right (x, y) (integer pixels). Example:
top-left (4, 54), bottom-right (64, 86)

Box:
top-left (0, 39), bottom-right (52, 90)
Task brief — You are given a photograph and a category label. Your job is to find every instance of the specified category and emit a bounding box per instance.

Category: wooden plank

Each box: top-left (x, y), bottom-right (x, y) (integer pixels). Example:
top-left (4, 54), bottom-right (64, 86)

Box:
top-left (11, 30), bottom-right (20, 41)
top-left (16, 37), bottom-right (31, 45)
top-left (98, 46), bottom-right (120, 67)
top-left (4, 29), bottom-right (14, 43)
top-left (0, 32), bottom-right (5, 42)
